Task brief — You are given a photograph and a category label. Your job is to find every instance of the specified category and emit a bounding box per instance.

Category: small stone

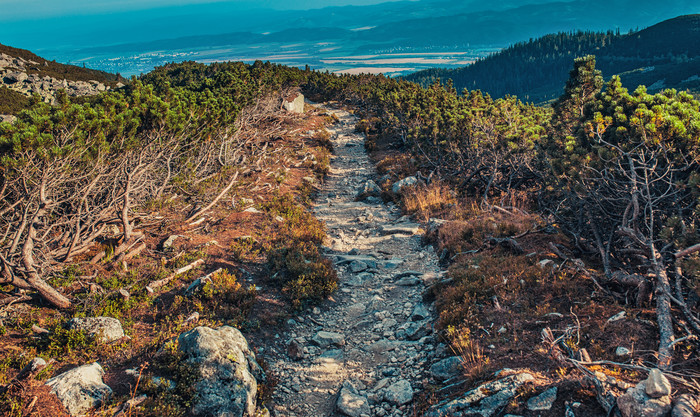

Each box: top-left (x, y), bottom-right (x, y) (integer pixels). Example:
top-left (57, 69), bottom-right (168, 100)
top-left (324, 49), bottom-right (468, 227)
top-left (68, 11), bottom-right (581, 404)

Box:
top-left (538, 259), bottom-right (554, 269)
top-left (405, 321), bottom-right (431, 341)
top-left (161, 235), bottom-right (179, 250)
top-left (608, 311), bottom-right (626, 322)
top-left (384, 379), bottom-right (413, 405)
top-left (356, 180), bottom-right (382, 200)
top-left (350, 260), bottom-right (368, 273)
top-left (527, 387), bottom-right (558, 411)
top-left (645, 369), bottom-right (671, 398)
top-left (184, 312), bottom-right (200, 323)
top-left (288, 339), bottom-right (305, 361)
top-left (395, 276), bottom-right (421, 286)
top-left (392, 176), bottom-right (418, 194)
top-left (312, 331), bottom-right (345, 348)
top-left (616, 346), bottom-right (632, 357)
top-left (410, 303), bottom-right (430, 321)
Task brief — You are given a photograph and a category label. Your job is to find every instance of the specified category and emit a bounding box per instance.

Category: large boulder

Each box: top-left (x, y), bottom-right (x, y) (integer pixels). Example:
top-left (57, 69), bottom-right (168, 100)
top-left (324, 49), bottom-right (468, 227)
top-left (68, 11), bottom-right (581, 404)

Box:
top-left (283, 93), bottom-right (305, 114)
top-left (68, 316), bottom-right (124, 343)
top-left (3, 71), bottom-right (27, 84)
top-left (46, 362), bottom-right (112, 416)
top-left (178, 326), bottom-right (264, 417)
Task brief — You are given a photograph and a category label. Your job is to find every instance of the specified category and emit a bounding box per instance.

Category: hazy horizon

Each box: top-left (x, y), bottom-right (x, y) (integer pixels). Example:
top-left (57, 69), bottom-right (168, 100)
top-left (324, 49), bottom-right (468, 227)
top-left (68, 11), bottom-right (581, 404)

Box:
top-left (0, 0), bottom-right (408, 20)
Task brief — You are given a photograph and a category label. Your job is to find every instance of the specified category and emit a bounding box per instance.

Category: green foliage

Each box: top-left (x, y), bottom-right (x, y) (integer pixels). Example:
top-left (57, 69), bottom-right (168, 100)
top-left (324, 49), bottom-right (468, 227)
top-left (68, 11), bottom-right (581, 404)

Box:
top-left (33, 324), bottom-right (98, 360)
top-left (268, 241), bottom-right (338, 308)
top-left (543, 57), bottom-right (700, 274)
top-left (191, 269), bottom-right (257, 326)
top-left (140, 342), bottom-right (200, 417)
top-left (405, 15), bottom-right (700, 103)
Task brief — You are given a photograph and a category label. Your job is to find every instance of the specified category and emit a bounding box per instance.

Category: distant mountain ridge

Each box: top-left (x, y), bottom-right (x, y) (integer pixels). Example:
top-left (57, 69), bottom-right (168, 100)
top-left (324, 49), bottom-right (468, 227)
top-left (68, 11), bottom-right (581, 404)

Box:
top-left (3, 0), bottom-right (698, 77)
top-left (404, 14), bottom-right (700, 103)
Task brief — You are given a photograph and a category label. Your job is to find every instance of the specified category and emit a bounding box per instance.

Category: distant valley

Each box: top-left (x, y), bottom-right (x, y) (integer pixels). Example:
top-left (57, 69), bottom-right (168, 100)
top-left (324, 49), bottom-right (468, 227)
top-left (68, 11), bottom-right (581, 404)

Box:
top-left (2, 0), bottom-right (699, 77)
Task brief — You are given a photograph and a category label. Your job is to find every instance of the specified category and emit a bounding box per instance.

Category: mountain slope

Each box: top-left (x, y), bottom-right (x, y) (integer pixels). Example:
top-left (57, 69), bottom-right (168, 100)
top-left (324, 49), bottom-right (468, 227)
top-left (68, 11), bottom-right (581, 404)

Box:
top-left (0, 43), bottom-right (124, 115)
top-left (404, 14), bottom-right (700, 102)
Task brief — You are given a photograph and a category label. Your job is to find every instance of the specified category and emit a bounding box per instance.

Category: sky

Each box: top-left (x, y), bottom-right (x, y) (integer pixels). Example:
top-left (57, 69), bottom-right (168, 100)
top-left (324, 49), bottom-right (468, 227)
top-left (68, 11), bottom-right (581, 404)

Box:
top-left (0, 0), bottom-right (404, 20)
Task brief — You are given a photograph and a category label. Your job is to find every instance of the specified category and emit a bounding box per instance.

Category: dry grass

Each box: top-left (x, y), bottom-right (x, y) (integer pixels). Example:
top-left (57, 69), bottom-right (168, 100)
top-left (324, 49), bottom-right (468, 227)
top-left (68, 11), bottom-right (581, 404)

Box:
top-left (401, 181), bottom-right (457, 221)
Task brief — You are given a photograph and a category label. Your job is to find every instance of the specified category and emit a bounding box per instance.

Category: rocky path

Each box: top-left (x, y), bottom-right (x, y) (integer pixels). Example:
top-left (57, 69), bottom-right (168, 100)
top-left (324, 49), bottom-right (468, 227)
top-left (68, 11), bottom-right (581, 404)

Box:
top-left (266, 105), bottom-right (448, 417)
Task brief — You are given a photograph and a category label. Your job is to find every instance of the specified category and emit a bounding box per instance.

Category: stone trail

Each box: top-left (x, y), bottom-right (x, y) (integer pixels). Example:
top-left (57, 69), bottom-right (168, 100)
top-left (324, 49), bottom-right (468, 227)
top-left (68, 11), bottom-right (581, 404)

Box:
top-left (265, 105), bottom-right (448, 416)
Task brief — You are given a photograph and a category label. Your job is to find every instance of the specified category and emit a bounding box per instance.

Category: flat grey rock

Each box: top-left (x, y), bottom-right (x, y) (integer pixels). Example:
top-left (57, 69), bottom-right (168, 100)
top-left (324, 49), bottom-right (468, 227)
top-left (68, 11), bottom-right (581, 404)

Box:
top-left (527, 387), bottom-right (558, 411)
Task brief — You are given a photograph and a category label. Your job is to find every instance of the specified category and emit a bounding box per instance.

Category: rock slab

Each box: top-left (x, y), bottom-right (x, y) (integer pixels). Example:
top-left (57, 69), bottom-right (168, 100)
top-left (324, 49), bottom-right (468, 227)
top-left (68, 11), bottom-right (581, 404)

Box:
top-left (178, 326), bottom-right (264, 417)
top-left (527, 387), bottom-right (558, 411)
top-left (426, 372), bottom-right (535, 417)
top-left (46, 362), bottom-right (112, 416)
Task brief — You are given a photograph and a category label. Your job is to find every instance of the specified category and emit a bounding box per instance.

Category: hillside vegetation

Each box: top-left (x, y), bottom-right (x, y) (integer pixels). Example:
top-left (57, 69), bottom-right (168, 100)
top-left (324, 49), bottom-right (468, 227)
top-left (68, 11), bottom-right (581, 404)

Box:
top-left (0, 47), bottom-right (699, 415)
top-left (405, 14), bottom-right (700, 103)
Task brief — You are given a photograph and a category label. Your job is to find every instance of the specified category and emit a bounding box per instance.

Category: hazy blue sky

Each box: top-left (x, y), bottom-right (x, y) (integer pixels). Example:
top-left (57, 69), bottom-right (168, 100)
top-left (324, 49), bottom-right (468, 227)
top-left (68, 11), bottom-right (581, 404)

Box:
top-left (1, 0), bottom-right (404, 19)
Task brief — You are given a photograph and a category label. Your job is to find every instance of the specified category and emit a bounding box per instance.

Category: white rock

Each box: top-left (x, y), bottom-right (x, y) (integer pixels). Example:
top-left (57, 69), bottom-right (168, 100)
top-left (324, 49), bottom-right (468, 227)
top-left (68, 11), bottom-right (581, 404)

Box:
top-left (46, 362), bottom-right (112, 416)
top-left (616, 346), bottom-right (632, 357)
top-left (645, 369), bottom-right (671, 398)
